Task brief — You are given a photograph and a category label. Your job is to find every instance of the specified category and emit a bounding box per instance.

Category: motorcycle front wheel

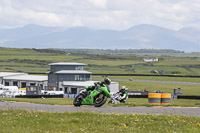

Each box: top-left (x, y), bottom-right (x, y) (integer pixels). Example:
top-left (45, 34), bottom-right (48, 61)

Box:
top-left (94, 94), bottom-right (107, 107)
top-left (73, 94), bottom-right (84, 107)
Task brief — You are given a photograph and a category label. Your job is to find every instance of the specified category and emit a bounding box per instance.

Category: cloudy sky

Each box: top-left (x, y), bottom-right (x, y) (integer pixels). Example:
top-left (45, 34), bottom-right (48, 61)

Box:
top-left (0, 0), bottom-right (200, 30)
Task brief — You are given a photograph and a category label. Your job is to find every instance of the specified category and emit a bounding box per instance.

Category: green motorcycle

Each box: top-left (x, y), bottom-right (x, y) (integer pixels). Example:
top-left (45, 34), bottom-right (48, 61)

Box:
top-left (73, 84), bottom-right (111, 107)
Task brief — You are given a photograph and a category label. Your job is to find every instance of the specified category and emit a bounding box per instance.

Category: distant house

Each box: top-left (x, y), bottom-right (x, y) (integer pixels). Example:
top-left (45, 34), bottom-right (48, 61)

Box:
top-left (143, 58), bottom-right (158, 62)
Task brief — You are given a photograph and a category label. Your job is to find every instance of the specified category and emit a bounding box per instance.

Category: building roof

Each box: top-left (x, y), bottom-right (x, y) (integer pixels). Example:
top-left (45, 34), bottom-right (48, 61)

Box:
top-left (63, 81), bottom-right (98, 87)
top-left (48, 62), bottom-right (87, 66)
top-left (55, 70), bottom-right (92, 74)
top-left (0, 72), bottom-right (27, 77)
top-left (3, 75), bottom-right (48, 81)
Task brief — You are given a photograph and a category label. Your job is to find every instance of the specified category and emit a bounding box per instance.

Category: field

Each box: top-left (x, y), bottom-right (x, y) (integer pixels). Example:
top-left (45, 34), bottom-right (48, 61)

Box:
top-left (0, 98), bottom-right (200, 107)
top-left (116, 80), bottom-right (200, 95)
top-left (0, 110), bottom-right (199, 133)
top-left (1, 47), bottom-right (200, 96)
top-left (92, 76), bottom-right (200, 95)
top-left (1, 47), bottom-right (200, 75)
top-left (101, 76), bottom-right (200, 83)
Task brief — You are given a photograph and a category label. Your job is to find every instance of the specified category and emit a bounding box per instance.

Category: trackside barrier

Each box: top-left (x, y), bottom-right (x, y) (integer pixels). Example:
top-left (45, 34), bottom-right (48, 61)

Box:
top-left (128, 95), bottom-right (148, 98)
top-left (63, 94), bottom-right (78, 98)
top-left (171, 95), bottom-right (178, 99)
top-left (148, 93), bottom-right (161, 105)
top-left (177, 95), bottom-right (200, 99)
top-left (15, 95), bottom-right (63, 98)
top-left (148, 93), bottom-right (171, 105)
top-left (14, 94), bottom-right (200, 99)
top-left (0, 95), bottom-right (15, 98)
top-left (161, 93), bottom-right (171, 105)
top-left (129, 94), bottom-right (200, 100)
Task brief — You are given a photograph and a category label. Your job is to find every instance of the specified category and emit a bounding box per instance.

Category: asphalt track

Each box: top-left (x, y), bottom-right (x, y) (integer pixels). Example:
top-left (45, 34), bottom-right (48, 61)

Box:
top-left (0, 101), bottom-right (199, 117)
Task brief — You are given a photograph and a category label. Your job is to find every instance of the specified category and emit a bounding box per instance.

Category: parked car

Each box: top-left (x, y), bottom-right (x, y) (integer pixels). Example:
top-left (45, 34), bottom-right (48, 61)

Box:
top-left (151, 70), bottom-right (159, 73)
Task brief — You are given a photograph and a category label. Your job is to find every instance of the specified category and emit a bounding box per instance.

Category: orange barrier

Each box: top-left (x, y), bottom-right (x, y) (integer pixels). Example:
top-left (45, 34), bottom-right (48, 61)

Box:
top-left (148, 93), bottom-right (161, 105)
top-left (161, 93), bottom-right (171, 105)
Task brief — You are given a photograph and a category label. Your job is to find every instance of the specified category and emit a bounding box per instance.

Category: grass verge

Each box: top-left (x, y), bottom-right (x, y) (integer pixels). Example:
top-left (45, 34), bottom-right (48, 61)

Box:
top-left (109, 98), bottom-right (200, 107)
top-left (0, 110), bottom-right (199, 133)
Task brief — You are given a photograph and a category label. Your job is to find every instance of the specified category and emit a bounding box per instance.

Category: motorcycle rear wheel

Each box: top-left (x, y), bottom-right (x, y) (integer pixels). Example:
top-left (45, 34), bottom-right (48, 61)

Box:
top-left (73, 94), bottom-right (84, 107)
top-left (94, 94), bottom-right (107, 107)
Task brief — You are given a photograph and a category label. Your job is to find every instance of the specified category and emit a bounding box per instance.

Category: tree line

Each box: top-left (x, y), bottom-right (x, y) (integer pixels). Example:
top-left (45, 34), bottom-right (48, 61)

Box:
top-left (57, 48), bottom-right (184, 54)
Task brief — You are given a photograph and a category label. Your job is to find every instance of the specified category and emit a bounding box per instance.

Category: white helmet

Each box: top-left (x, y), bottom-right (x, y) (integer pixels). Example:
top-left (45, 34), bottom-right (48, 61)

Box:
top-left (121, 86), bottom-right (126, 89)
top-left (120, 86), bottom-right (126, 92)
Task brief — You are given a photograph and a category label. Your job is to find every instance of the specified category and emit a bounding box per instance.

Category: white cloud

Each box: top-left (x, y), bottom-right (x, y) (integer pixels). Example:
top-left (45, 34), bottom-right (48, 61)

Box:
top-left (88, 0), bottom-right (107, 8)
top-left (0, 3), bottom-right (63, 27)
top-left (0, 0), bottom-right (200, 30)
top-left (72, 19), bottom-right (83, 27)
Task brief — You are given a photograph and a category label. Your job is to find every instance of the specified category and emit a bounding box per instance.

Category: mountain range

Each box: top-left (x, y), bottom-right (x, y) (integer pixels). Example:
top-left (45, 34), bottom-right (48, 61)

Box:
top-left (0, 24), bottom-right (200, 52)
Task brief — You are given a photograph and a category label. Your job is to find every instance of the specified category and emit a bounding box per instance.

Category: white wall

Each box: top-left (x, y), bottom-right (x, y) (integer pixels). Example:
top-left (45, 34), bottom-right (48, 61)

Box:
top-left (110, 82), bottom-right (119, 93)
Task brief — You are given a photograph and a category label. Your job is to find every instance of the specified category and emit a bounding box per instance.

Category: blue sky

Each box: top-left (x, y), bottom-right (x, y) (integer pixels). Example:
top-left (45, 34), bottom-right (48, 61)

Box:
top-left (0, 0), bottom-right (200, 30)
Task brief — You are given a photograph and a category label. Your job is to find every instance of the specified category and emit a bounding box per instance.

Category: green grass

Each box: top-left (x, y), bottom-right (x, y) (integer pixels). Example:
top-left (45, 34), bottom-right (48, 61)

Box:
top-left (2, 47), bottom-right (200, 75)
top-left (114, 80), bottom-right (200, 95)
top-left (109, 98), bottom-right (200, 107)
top-left (93, 76), bottom-right (200, 96)
top-left (1, 98), bottom-right (200, 107)
top-left (0, 48), bottom-right (84, 73)
top-left (0, 98), bottom-right (73, 105)
top-left (79, 59), bottom-right (144, 66)
top-left (134, 65), bottom-right (188, 74)
top-left (92, 75), bottom-right (200, 83)
top-left (0, 110), bottom-right (199, 133)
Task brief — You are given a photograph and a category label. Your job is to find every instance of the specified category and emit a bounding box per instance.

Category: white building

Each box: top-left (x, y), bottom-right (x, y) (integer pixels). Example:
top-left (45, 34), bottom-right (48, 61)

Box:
top-left (0, 72), bottom-right (27, 85)
top-left (62, 81), bottom-right (119, 94)
top-left (2, 74), bottom-right (48, 90)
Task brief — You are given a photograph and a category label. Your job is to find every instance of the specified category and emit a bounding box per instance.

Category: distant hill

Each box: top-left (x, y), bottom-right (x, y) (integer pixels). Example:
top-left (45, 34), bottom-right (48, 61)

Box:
top-left (0, 24), bottom-right (200, 52)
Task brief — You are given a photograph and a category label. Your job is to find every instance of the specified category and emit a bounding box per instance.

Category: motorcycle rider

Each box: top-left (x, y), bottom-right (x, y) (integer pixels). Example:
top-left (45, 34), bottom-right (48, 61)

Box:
top-left (117, 86), bottom-right (128, 103)
top-left (74, 77), bottom-right (111, 107)
top-left (87, 77), bottom-right (111, 92)
top-left (98, 77), bottom-right (111, 92)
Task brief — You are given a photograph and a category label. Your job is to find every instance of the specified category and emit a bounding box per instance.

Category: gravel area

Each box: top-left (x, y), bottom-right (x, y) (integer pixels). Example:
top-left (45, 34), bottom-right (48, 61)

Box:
top-left (0, 101), bottom-right (199, 117)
